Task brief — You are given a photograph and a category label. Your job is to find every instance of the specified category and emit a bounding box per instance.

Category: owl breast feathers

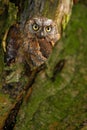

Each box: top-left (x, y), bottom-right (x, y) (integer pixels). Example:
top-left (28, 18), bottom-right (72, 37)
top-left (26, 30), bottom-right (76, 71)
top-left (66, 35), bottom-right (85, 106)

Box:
top-left (6, 17), bottom-right (60, 69)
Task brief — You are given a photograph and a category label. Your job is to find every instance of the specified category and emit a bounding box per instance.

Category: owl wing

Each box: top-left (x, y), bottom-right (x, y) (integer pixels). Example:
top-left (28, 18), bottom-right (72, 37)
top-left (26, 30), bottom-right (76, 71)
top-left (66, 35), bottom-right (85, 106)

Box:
top-left (5, 24), bottom-right (21, 65)
top-left (38, 38), bottom-right (53, 58)
top-left (20, 38), bottom-right (46, 69)
top-left (23, 38), bottom-right (53, 69)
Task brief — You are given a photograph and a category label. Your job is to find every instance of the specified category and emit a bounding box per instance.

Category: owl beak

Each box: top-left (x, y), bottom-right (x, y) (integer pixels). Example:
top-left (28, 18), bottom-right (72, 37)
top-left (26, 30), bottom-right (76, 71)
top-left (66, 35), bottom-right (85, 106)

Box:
top-left (40, 32), bottom-right (45, 38)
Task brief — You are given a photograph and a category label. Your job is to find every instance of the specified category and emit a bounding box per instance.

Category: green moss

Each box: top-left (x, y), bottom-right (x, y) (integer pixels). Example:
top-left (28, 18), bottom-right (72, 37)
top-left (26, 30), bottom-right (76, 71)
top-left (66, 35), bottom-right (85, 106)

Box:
top-left (0, 93), bottom-right (12, 128)
top-left (14, 3), bottom-right (87, 130)
top-left (6, 2), bottom-right (18, 28)
top-left (42, 0), bottom-right (59, 19)
top-left (0, 2), bottom-right (18, 128)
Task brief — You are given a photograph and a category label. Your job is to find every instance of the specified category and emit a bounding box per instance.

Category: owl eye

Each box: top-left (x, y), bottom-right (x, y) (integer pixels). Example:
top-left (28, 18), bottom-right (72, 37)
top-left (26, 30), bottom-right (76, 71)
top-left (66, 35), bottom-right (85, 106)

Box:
top-left (45, 26), bottom-right (52, 32)
top-left (32, 23), bottom-right (39, 31)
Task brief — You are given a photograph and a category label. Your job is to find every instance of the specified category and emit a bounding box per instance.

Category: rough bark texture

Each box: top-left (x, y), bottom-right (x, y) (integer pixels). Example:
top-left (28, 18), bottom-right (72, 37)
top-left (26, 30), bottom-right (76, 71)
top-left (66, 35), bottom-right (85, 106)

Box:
top-left (0, 0), bottom-right (87, 130)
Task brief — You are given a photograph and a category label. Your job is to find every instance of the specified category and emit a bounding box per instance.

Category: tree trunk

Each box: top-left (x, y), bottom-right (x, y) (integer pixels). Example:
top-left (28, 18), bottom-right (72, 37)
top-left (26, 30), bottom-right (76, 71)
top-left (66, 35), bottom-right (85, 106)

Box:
top-left (0, 0), bottom-right (87, 130)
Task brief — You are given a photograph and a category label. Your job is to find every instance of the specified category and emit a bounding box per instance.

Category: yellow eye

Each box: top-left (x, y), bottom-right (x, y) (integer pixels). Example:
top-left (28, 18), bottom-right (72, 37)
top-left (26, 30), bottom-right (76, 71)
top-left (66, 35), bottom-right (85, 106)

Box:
top-left (45, 26), bottom-right (52, 32)
top-left (32, 24), bottom-right (39, 31)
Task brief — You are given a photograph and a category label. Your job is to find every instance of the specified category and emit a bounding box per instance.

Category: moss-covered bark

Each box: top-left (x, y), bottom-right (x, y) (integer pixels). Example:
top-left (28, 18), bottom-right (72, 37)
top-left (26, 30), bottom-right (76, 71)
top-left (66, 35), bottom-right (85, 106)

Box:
top-left (14, 4), bottom-right (87, 130)
top-left (1, 0), bottom-right (87, 130)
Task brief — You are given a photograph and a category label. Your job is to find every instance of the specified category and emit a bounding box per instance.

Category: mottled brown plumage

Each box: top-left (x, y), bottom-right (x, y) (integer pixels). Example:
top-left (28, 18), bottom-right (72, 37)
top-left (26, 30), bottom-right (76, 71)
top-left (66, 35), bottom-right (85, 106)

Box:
top-left (3, 17), bottom-right (60, 97)
top-left (6, 17), bottom-right (60, 70)
top-left (5, 24), bottom-right (21, 65)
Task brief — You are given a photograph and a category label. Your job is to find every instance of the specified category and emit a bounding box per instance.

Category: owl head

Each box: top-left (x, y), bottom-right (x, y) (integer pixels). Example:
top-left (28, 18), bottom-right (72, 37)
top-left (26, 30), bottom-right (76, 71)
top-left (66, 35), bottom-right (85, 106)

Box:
top-left (24, 17), bottom-right (60, 43)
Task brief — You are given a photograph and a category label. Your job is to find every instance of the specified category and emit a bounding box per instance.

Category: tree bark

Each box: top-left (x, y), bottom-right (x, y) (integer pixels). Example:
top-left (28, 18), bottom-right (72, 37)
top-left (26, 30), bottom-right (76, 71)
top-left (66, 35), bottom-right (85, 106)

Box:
top-left (1, 0), bottom-right (87, 130)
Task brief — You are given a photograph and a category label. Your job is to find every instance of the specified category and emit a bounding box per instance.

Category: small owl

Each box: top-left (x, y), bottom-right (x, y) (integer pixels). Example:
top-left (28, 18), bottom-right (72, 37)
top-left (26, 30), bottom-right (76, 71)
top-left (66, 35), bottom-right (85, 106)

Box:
top-left (3, 17), bottom-right (60, 96)
top-left (6, 17), bottom-right (60, 69)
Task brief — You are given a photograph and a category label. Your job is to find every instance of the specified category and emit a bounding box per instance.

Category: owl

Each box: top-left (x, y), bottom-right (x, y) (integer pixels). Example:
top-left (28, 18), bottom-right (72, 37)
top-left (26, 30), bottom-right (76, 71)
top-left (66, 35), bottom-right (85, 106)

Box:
top-left (6, 17), bottom-right (60, 70)
top-left (2, 17), bottom-right (60, 95)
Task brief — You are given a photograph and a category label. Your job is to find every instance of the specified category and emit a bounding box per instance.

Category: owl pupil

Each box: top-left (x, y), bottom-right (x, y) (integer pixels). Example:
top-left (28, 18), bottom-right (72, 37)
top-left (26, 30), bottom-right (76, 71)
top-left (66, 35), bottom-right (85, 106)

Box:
top-left (47, 27), bottom-right (50, 30)
top-left (35, 25), bottom-right (37, 28)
